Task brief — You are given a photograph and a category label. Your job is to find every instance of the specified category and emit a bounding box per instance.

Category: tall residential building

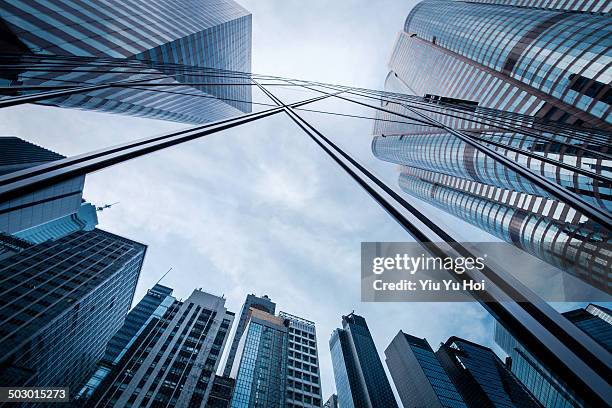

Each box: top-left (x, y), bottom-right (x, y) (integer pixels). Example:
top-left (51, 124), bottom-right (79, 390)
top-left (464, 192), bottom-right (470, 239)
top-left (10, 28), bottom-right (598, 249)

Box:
top-left (385, 0), bottom-right (611, 129)
top-left (80, 289), bottom-right (234, 408)
top-left (229, 308), bottom-right (289, 408)
top-left (329, 313), bottom-right (398, 408)
top-left (280, 311), bottom-right (323, 408)
top-left (495, 304), bottom-right (612, 407)
top-left (223, 294), bottom-right (276, 377)
top-left (0, 0), bottom-right (252, 124)
top-left (436, 337), bottom-right (542, 407)
top-left (323, 394), bottom-right (338, 408)
top-left (0, 229), bottom-right (146, 392)
top-left (0, 136), bottom-right (85, 236)
top-left (385, 331), bottom-right (467, 408)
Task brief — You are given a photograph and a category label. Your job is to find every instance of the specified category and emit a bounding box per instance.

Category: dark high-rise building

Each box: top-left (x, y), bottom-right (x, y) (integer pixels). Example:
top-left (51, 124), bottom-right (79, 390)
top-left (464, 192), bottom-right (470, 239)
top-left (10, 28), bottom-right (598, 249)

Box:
top-left (79, 289), bottom-right (234, 408)
top-left (385, 331), bottom-right (467, 408)
top-left (223, 294), bottom-right (276, 377)
top-left (206, 375), bottom-right (236, 408)
top-left (0, 229), bottom-right (146, 392)
top-left (323, 394), bottom-right (338, 408)
top-left (385, 0), bottom-right (611, 129)
top-left (329, 313), bottom-right (398, 408)
top-left (436, 336), bottom-right (542, 407)
top-left (229, 308), bottom-right (289, 408)
top-left (495, 304), bottom-right (612, 407)
top-left (0, 137), bottom-right (85, 236)
top-left (0, 0), bottom-right (252, 124)
top-left (280, 311), bottom-right (323, 408)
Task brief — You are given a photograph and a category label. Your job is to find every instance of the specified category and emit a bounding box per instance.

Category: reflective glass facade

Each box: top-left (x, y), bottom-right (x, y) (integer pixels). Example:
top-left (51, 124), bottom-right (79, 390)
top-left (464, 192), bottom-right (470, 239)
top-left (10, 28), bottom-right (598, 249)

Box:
top-left (79, 289), bottom-right (234, 407)
top-left (230, 309), bottom-right (288, 408)
top-left (385, 331), bottom-right (467, 408)
top-left (329, 313), bottom-right (398, 408)
top-left (0, 229), bottom-right (146, 391)
top-left (0, 0), bottom-right (252, 123)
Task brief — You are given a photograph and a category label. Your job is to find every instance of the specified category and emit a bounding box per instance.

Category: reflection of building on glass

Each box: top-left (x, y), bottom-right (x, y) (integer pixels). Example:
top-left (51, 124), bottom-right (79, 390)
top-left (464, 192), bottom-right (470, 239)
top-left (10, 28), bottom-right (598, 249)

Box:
top-left (495, 303), bottom-right (612, 407)
top-left (0, 229), bottom-right (146, 391)
top-left (0, 0), bottom-right (252, 124)
top-left (329, 313), bottom-right (399, 408)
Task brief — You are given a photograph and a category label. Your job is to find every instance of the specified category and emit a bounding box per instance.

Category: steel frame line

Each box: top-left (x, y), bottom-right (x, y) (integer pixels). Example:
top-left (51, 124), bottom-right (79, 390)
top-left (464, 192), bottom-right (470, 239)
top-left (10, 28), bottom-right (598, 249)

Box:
top-left (289, 80), bottom-right (612, 227)
top-left (252, 79), bottom-right (611, 407)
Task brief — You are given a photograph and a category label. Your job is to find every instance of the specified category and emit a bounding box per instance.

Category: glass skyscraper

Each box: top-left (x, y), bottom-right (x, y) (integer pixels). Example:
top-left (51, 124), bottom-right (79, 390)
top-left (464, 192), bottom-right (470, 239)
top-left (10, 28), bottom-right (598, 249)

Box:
top-left (329, 313), bottom-right (398, 408)
top-left (280, 311), bottom-right (323, 408)
top-left (385, 331), bottom-right (467, 408)
top-left (436, 336), bottom-right (542, 407)
top-left (79, 289), bottom-right (234, 408)
top-left (0, 0), bottom-right (252, 124)
top-left (223, 293), bottom-right (276, 377)
top-left (0, 228), bottom-right (146, 392)
top-left (229, 308), bottom-right (289, 408)
top-left (0, 136), bottom-right (85, 236)
top-left (495, 303), bottom-right (612, 407)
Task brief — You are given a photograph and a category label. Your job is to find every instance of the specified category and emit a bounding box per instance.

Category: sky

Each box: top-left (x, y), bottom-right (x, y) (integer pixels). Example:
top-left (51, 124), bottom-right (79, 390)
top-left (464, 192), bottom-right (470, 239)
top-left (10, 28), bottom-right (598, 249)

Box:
top-left (0, 0), bottom-right (589, 404)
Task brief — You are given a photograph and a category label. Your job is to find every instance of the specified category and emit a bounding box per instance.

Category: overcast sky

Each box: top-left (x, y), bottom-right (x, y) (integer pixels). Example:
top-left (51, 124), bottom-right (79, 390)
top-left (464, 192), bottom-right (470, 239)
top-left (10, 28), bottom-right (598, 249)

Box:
top-left (0, 1), bottom-right (590, 403)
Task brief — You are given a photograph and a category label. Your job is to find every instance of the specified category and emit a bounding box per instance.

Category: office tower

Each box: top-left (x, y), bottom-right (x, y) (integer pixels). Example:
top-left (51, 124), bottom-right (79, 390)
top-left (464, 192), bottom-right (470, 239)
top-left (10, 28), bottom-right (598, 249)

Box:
top-left (0, 229), bottom-right (146, 392)
top-left (329, 313), bottom-right (398, 408)
top-left (229, 308), bottom-right (289, 407)
top-left (280, 311), bottom-right (323, 408)
top-left (0, 0), bottom-right (252, 124)
top-left (0, 136), bottom-right (85, 235)
top-left (385, 331), bottom-right (467, 408)
top-left (77, 283), bottom-right (175, 401)
top-left (80, 289), bottom-right (234, 408)
top-left (323, 394), bottom-right (338, 408)
top-left (206, 375), bottom-right (236, 408)
top-left (495, 304), bottom-right (612, 407)
top-left (385, 0), bottom-right (611, 129)
top-left (436, 337), bottom-right (542, 407)
top-left (223, 294), bottom-right (276, 377)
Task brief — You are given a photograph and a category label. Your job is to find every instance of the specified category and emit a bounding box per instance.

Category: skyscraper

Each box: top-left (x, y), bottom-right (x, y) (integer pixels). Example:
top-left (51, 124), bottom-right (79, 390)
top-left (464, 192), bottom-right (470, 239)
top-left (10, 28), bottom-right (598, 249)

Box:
top-left (207, 375), bottom-right (236, 408)
top-left (495, 304), bottom-right (612, 407)
top-left (280, 311), bottom-right (323, 408)
top-left (0, 0), bottom-right (252, 124)
top-left (385, 331), bottom-right (467, 408)
top-left (323, 394), bottom-right (338, 408)
top-left (0, 136), bottom-right (85, 236)
top-left (329, 313), bottom-right (398, 408)
top-left (0, 229), bottom-right (146, 392)
top-left (223, 294), bottom-right (276, 377)
top-left (386, 0), bottom-right (611, 129)
top-left (436, 336), bottom-right (542, 407)
top-left (79, 289), bottom-right (234, 408)
top-left (229, 308), bottom-right (289, 408)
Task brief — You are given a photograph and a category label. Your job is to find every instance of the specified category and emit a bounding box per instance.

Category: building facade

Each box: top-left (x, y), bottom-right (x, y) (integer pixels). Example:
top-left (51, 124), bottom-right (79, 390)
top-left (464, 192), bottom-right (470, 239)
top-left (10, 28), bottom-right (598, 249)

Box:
top-left (206, 375), bottom-right (236, 408)
top-left (0, 0), bottom-right (252, 124)
top-left (229, 308), bottom-right (289, 408)
top-left (0, 136), bottom-right (85, 236)
top-left (436, 336), bottom-right (542, 407)
top-left (280, 311), bottom-right (323, 408)
top-left (79, 289), bottom-right (234, 407)
top-left (385, 331), bottom-right (467, 408)
top-left (223, 294), bottom-right (276, 377)
top-left (0, 229), bottom-right (146, 392)
top-left (329, 313), bottom-right (398, 408)
top-left (323, 394), bottom-right (338, 408)
top-left (495, 304), bottom-right (612, 407)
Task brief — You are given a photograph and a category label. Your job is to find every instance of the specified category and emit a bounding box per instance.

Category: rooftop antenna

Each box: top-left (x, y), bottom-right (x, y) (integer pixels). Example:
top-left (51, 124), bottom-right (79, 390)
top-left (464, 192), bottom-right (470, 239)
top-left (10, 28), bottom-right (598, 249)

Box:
top-left (156, 267), bottom-right (173, 285)
top-left (96, 201), bottom-right (119, 212)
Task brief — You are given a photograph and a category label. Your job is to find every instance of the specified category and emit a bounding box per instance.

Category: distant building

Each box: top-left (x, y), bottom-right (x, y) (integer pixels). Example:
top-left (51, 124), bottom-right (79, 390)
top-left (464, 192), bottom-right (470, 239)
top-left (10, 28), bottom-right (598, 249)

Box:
top-left (436, 336), bottom-right (542, 407)
top-left (223, 294), bottom-right (276, 377)
top-left (329, 313), bottom-right (398, 408)
top-left (80, 289), bottom-right (234, 407)
top-left (0, 229), bottom-right (146, 392)
top-left (0, 136), bottom-right (85, 236)
top-left (279, 311), bottom-right (323, 408)
top-left (323, 394), bottom-right (338, 408)
top-left (385, 331), bottom-right (467, 408)
top-left (230, 308), bottom-right (289, 407)
top-left (495, 304), bottom-right (612, 407)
